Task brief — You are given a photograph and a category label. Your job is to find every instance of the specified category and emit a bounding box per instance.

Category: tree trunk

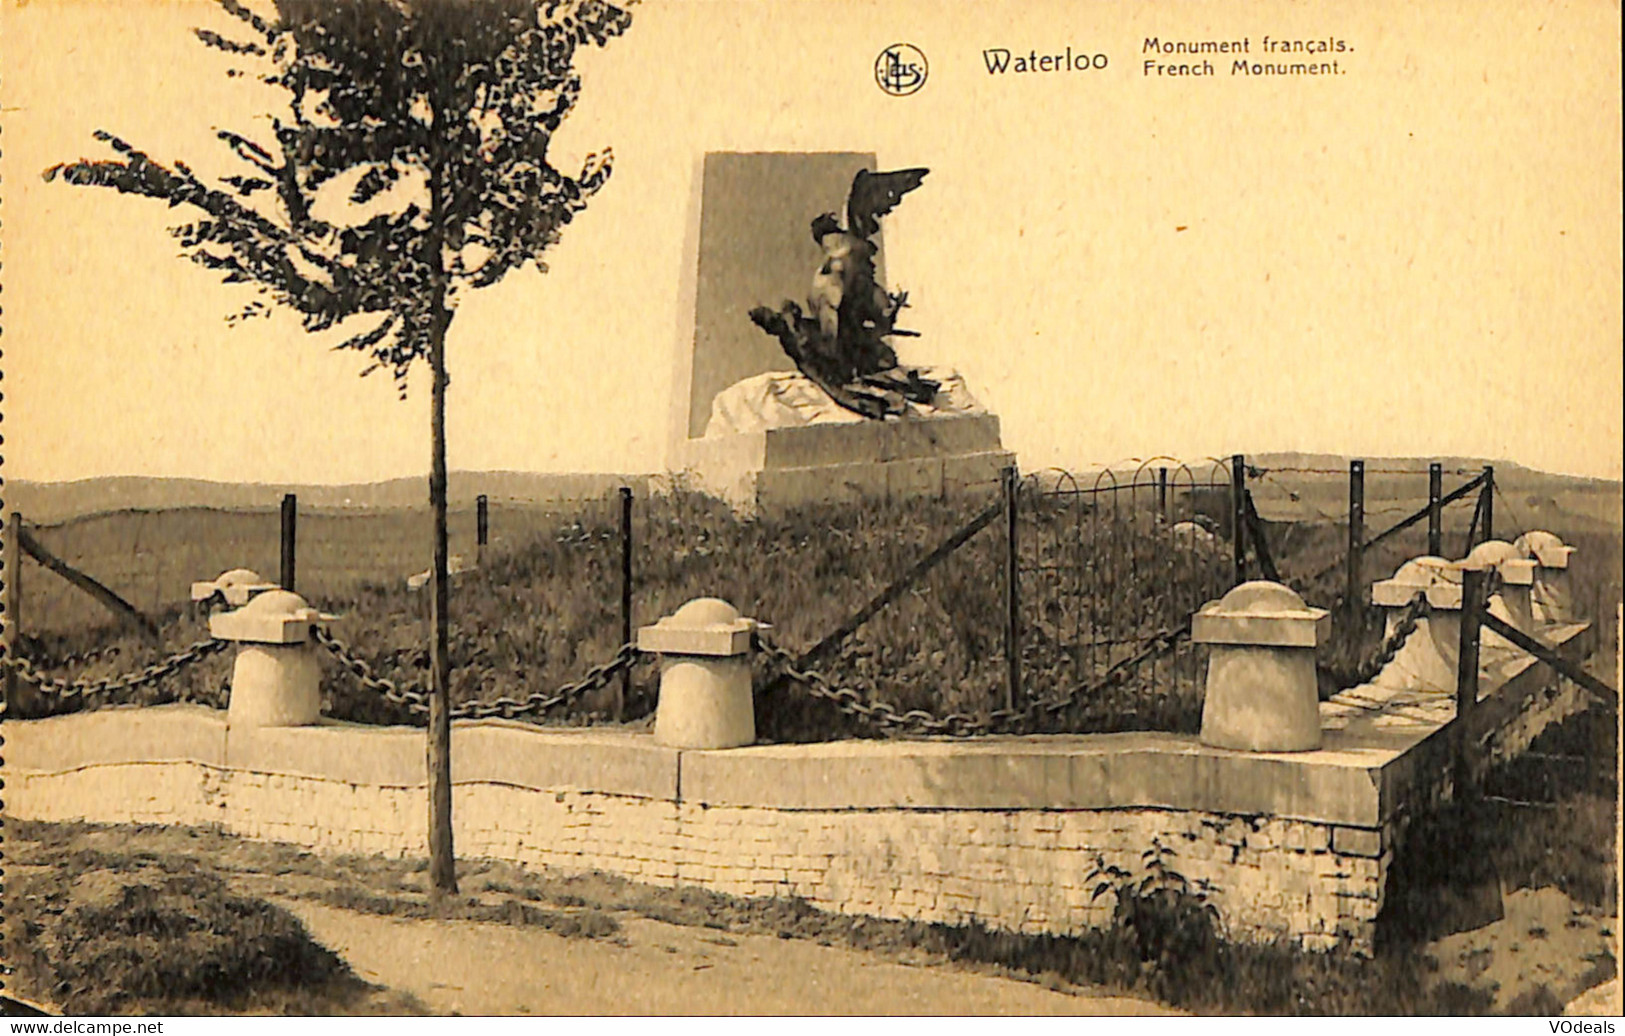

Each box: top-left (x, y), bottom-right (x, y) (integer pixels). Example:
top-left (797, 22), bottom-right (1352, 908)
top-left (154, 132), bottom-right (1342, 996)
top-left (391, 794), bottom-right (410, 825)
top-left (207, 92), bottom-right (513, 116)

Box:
top-left (420, 105), bottom-right (459, 894)
top-left (419, 135), bottom-right (457, 889)
top-left (427, 308), bottom-right (456, 894)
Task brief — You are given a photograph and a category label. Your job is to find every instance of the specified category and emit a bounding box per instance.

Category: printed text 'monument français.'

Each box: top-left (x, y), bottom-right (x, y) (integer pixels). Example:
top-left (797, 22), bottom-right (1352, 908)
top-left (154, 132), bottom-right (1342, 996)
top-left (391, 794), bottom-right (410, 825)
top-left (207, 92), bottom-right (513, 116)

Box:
top-left (1141, 36), bottom-right (1351, 77)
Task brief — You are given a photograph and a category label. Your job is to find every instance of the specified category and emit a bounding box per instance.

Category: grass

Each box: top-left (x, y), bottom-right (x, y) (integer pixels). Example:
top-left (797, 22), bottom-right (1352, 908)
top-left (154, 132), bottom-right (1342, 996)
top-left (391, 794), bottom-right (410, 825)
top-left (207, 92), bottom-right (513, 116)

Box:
top-left (1373, 707), bottom-right (1620, 1013)
top-left (311, 886), bottom-right (621, 939)
top-left (0, 819), bottom-right (1479, 1016)
top-left (14, 486), bottom-right (1226, 734)
top-left (2, 837), bottom-right (420, 1015)
top-left (12, 477), bottom-right (1621, 739)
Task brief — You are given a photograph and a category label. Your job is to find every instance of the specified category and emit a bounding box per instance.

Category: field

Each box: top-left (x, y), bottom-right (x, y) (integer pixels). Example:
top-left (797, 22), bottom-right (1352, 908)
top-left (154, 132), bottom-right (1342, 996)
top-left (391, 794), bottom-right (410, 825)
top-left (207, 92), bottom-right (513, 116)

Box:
top-left (7, 460), bottom-right (1621, 739)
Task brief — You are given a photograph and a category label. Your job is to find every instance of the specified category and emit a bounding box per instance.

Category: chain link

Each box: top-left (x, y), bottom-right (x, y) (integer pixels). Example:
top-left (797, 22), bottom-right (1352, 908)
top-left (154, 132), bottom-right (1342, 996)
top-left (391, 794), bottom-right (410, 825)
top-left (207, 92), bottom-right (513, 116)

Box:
top-left (754, 634), bottom-right (989, 736)
top-left (313, 626), bottom-right (646, 722)
top-left (312, 627), bottom-right (433, 713)
top-left (1319, 591), bottom-right (1432, 691)
top-left (452, 643), bottom-right (645, 721)
top-left (21, 642), bottom-right (126, 671)
top-left (1015, 622), bottom-right (1191, 730)
top-left (1, 637), bottom-right (229, 706)
top-left (756, 623), bottom-right (1190, 738)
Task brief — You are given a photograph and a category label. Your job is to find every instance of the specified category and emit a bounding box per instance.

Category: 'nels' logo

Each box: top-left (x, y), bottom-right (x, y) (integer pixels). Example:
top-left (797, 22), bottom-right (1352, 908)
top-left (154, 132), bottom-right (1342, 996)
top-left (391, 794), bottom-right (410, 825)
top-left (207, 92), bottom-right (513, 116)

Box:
top-left (875, 43), bottom-right (928, 96)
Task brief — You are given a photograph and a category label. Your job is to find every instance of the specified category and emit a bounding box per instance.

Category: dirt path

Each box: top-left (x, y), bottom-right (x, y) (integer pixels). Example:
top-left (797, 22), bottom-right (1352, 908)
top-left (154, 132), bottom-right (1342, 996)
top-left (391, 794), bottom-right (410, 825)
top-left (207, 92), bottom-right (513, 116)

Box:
top-left (1424, 886), bottom-right (1615, 1013)
top-left (12, 820), bottom-right (1615, 1016)
top-left (282, 899), bottom-right (1178, 1016)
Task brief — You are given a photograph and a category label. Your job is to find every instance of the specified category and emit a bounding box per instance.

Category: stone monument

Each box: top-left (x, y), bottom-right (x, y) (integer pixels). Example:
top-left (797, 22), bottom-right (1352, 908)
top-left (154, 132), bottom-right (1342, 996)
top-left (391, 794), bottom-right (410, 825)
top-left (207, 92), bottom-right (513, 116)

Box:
top-left (670, 153), bottom-right (1012, 513)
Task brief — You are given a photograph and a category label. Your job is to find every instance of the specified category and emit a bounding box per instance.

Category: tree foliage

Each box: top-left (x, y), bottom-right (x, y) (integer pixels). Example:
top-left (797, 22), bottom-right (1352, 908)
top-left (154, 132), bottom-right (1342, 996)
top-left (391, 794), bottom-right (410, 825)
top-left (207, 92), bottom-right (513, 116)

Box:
top-left (45, 0), bottom-right (634, 388)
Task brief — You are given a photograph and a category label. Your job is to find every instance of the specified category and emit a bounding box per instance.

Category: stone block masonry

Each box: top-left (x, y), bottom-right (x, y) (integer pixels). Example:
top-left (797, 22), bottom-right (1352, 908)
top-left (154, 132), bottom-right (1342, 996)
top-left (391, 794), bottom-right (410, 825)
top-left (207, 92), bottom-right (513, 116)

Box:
top-left (1, 625), bottom-right (1588, 954)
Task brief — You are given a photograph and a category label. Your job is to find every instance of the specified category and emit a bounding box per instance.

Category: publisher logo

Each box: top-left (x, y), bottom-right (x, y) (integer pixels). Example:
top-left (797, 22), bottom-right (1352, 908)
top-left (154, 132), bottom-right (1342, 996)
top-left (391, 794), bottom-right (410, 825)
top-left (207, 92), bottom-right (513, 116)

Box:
top-left (875, 43), bottom-right (928, 96)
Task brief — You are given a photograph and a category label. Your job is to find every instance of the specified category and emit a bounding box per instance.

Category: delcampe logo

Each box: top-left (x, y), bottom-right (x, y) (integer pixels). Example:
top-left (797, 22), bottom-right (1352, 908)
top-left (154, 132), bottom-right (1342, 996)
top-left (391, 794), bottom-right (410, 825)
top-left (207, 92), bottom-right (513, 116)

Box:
top-left (875, 43), bottom-right (928, 96)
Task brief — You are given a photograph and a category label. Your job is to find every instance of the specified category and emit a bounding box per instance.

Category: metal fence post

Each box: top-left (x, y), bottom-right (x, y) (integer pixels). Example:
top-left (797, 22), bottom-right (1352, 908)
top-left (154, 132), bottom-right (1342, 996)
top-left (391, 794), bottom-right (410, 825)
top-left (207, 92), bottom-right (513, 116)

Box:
top-left (1462, 487), bottom-right (1482, 558)
top-left (280, 493), bottom-right (297, 593)
top-left (1428, 462), bottom-right (1443, 557)
top-left (1003, 464), bottom-right (1021, 713)
top-left (618, 486), bottom-right (633, 722)
top-left (1231, 454), bottom-right (1246, 587)
top-left (1456, 567), bottom-right (1487, 799)
top-left (1347, 460), bottom-right (1365, 610)
top-left (476, 494), bottom-right (489, 567)
top-left (4, 511), bottom-right (20, 705)
top-left (1157, 466), bottom-right (1169, 523)
top-left (1481, 465), bottom-right (1494, 542)
top-left (1244, 491), bottom-right (1281, 583)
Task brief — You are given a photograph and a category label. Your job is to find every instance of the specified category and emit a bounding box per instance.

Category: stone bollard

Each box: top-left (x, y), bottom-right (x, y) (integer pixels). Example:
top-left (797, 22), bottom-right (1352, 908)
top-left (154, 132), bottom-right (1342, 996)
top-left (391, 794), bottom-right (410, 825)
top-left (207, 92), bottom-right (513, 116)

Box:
top-left (190, 568), bottom-right (281, 610)
top-left (638, 598), bottom-right (762, 749)
top-left (210, 589), bottom-right (334, 728)
top-left (1514, 530), bottom-right (1577, 625)
top-left (1463, 539), bottom-right (1538, 639)
top-left (1194, 581), bottom-right (1330, 752)
top-left (1370, 556), bottom-right (1466, 692)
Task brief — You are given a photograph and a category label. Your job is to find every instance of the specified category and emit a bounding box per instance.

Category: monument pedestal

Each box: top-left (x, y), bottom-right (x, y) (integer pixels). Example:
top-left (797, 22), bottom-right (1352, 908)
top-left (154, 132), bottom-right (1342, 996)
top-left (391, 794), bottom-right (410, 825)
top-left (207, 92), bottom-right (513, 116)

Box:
top-left (676, 413), bottom-right (1013, 514)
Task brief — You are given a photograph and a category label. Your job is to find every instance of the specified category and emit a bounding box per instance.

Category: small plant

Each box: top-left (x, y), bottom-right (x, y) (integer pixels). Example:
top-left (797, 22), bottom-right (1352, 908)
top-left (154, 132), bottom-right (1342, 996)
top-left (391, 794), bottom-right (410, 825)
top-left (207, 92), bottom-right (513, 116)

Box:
top-left (1087, 838), bottom-right (1224, 975)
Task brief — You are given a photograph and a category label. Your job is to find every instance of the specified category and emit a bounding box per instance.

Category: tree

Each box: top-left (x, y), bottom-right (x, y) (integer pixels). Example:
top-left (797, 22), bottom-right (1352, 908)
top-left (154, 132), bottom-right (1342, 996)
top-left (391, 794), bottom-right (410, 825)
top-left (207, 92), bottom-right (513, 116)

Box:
top-left (45, 0), bottom-right (636, 893)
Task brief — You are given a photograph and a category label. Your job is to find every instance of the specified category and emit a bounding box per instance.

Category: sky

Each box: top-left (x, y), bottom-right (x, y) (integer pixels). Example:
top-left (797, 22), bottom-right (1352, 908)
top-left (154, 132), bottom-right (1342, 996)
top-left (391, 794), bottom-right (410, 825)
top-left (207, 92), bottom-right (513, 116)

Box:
top-left (3, 0), bottom-right (1622, 485)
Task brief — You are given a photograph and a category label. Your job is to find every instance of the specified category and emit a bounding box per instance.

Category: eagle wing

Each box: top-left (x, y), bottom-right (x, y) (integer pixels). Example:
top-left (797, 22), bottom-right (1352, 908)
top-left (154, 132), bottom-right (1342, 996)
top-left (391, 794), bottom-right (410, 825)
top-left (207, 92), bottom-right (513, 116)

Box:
top-left (845, 167), bottom-right (929, 241)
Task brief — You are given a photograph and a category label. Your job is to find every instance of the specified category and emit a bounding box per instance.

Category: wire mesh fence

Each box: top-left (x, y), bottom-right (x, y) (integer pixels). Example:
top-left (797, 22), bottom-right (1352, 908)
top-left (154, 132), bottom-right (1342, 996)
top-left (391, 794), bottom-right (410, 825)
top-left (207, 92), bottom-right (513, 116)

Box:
top-left (1016, 460), bottom-right (1237, 732)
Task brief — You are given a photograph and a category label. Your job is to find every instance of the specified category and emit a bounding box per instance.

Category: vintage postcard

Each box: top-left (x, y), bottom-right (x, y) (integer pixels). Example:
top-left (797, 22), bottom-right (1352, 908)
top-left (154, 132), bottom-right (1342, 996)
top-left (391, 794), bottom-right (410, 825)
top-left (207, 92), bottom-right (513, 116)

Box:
top-left (2, 0), bottom-right (1621, 1019)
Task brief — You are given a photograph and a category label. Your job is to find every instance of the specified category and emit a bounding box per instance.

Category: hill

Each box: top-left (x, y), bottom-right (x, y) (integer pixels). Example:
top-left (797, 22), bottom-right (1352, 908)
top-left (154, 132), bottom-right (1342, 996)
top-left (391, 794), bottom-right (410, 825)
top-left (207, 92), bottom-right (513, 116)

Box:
top-left (1241, 455), bottom-right (1621, 534)
top-left (4, 456), bottom-right (1619, 534)
top-left (3, 472), bottom-right (652, 526)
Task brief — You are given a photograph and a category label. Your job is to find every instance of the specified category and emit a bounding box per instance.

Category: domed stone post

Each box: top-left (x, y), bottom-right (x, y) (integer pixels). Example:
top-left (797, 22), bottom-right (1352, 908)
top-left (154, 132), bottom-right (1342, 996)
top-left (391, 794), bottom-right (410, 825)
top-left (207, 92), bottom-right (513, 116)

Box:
top-left (210, 588), bottom-right (334, 728)
top-left (1194, 582), bottom-right (1330, 752)
top-left (638, 598), bottom-right (762, 749)
top-left (1514, 531), bottom-right (1578, 625)
top-left (1462, 540), bottom-right (1538, 650)
top-left (1371, 556), bottom-right (1466, 691)
top-left (190, 568), bottom-right (281, 612)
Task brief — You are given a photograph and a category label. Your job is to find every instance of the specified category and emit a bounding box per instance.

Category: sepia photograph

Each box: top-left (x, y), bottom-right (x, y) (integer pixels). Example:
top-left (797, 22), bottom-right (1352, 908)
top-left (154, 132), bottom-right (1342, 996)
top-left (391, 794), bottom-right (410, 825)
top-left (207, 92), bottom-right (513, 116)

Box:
top-left (1, 0), bottom-right (1621, 1019)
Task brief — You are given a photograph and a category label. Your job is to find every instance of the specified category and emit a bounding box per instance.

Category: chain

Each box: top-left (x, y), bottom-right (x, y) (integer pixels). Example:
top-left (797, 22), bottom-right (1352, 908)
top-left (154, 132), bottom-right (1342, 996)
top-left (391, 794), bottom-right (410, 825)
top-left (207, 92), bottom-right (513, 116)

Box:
top-left (1, 637), bottom-right (229, 706)
top-left (452, 643), bottom-right (645, 720)
top-left (313, 627), bottom-right (432, 713)
top-left (313, 626), bottom-right (646, 722)
top-left (754, 634), bottom-right (989, 736)
top-left (756, 623), bottom-right (1189, 738)
top-left (1015, 622), bottom-right (1191, 730)
top-left (1319, 591), bottom-right (1432, 691)
top-left (19, 642), bottom-right (126, 671)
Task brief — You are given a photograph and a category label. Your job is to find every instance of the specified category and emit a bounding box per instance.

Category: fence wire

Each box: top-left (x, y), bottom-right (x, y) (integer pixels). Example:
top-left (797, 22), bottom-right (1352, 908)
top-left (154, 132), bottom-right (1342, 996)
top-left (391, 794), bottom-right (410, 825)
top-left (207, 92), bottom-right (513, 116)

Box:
top-left (1015, 460), bottom-right (1234, 731)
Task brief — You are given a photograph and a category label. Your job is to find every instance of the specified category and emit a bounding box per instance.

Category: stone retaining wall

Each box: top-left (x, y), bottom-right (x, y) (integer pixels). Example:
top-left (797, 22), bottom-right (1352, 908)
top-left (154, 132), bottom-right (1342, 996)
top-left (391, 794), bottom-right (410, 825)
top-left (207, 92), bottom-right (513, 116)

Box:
top-left (1, 625), bottom-right (1590, 953)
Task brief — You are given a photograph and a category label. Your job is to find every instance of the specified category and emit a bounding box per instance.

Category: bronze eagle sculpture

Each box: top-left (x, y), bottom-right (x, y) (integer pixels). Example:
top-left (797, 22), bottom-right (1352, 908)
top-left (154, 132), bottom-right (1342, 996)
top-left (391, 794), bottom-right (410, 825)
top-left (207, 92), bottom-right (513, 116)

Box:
top-left (750, 167), bottom-right (939, 419)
